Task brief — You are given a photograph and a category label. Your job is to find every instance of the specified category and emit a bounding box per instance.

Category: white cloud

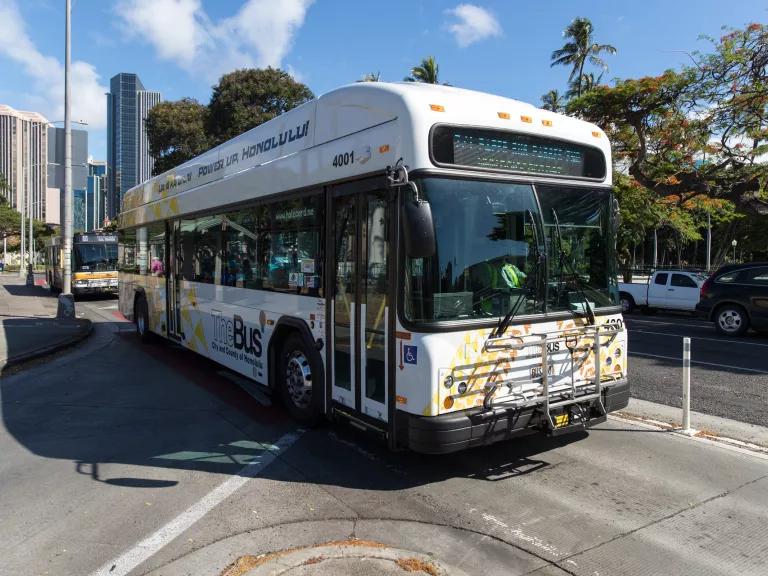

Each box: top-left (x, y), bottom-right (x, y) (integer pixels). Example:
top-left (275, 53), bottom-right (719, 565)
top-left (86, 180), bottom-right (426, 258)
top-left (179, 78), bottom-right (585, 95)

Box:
top-left (445, 4), bottom-right (502, 47)
top-left (115, 0), bottom-right (313, 81)
top-left (115, 0), bottom-right (205, 66)
top-left (0, 0), bottom-right (107, 129)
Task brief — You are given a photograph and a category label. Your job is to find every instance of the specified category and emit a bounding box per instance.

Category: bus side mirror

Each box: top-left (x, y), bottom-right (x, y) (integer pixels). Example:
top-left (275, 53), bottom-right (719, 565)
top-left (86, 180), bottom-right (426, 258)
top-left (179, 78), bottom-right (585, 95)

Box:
top-left (401, 183), bottom-right (436, 259)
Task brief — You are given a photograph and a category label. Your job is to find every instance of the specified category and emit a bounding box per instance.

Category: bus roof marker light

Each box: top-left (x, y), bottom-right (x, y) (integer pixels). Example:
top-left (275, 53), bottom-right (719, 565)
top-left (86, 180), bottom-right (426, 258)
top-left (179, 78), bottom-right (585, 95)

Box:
top-left (542, 119), bottom-right (553, 127)
top-left (520, 115), bottom-right (533, 123)
top-left (497, 112), bottom-right (510, 120)
top-left (592, 131), bottom-right (601, 138)
top-left (429, 104), bottom-right (445, 112)
top-left (379, 144), bottom-right (390, 154)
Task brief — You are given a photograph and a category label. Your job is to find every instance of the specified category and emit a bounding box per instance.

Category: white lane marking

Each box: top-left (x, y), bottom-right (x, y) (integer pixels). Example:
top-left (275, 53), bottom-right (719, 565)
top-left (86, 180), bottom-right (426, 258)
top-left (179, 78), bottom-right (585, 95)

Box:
top-left (629, 329), bottom-right (768, 348)
top-left (630, 351), bottom-right (768, 374)
top-left (87, 430), bottom-right (302, 576)
top-left (98, 304), bottom-right (118, 310)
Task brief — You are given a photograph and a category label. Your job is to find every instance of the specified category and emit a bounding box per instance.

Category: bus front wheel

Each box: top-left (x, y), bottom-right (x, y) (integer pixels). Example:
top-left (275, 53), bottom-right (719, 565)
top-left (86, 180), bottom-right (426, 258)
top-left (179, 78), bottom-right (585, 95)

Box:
top-left (134, 295), bottom-right (152, 342)
top-left (278, 333), bottom-right (321, 426)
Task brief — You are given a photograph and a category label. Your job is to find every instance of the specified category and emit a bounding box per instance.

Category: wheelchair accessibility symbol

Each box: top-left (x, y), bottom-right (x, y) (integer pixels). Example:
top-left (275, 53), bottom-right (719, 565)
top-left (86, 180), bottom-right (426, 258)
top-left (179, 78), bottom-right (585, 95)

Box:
top-left (404, 345), bottom-right (418, 365)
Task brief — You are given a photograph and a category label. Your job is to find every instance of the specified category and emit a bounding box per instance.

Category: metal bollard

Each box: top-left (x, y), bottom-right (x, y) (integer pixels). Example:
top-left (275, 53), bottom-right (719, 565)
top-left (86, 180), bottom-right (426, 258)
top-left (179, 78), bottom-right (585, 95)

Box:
top-left (682, 337), bottom-right (692, 433)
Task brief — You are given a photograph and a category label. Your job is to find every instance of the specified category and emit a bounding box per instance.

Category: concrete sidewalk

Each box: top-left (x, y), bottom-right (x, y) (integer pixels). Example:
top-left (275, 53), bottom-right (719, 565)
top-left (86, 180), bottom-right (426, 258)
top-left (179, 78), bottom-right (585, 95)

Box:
top-left (0, 273), bottom-right (92, 371)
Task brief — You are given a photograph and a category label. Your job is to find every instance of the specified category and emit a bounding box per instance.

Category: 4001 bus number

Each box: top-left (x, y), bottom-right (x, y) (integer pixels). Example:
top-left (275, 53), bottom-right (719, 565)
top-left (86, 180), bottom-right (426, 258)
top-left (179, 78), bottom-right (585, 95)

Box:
top-left (332, 151), bottom-right (354, 167)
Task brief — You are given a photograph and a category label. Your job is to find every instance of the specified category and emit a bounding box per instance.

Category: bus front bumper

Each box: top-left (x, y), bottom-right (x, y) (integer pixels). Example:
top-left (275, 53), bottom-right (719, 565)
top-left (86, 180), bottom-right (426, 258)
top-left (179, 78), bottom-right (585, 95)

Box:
top-left (400, 379), bottom-right (629, 454)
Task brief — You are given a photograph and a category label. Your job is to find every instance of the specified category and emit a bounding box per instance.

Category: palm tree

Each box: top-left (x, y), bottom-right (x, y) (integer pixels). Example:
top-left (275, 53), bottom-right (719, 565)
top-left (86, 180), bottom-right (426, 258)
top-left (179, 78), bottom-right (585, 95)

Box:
top-left (357, 72), bottom-right (380, 82)
top-left (405, 56), bottom-right (440, 84)
top-left (565, 72), bottom-right (603, 99)
top-left (541, 89), bottom-right (565, 112)
top-left (550, 17), bottom-right (616, 98)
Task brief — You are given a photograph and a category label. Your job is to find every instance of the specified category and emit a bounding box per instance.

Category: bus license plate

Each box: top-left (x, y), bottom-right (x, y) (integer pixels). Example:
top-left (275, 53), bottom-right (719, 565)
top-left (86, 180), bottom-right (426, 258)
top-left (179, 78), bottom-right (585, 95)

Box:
top-left (554, 413), bottom-right (569, 428)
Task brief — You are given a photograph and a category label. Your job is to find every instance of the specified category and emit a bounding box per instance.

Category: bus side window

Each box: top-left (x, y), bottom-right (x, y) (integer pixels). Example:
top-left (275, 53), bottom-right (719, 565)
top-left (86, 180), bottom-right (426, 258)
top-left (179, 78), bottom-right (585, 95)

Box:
top-left (192, 216), bottom-right (222, 284)
top-left (148, 222), bottom-right (165, 277)
top-left (118, 228), bottom-right (138, 273)
top-left (262, 194), bottom-right (323, 296)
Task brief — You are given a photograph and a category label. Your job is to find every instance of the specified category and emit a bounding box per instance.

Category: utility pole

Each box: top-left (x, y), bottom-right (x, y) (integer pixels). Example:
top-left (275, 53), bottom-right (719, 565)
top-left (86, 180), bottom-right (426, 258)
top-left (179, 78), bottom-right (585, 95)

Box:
top-left (63, 0), bottom-right (72, 295)
top-left (18, 127), bottom-right (26, 279)
top-left (58, 0), bottom-right (75, 317)
top-left (27, 151), bottom-right (34, 285)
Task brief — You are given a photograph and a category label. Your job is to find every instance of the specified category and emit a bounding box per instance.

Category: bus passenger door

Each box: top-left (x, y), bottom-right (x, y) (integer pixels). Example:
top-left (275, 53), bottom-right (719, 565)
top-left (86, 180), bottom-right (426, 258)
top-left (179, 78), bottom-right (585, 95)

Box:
top-left (167, 220), bottom-right (183, 340)
top-left (330, 185), bottom-right (391, 424)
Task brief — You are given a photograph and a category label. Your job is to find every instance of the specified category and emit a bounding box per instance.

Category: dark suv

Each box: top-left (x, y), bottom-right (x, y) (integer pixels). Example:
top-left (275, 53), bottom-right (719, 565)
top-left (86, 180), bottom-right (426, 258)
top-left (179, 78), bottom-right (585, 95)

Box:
top-left (696, 263), bottom-right (768, 336)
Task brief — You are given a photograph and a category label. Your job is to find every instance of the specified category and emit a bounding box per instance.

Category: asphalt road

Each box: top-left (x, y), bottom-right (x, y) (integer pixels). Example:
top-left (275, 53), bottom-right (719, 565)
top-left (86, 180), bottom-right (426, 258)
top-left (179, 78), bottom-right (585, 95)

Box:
top-left (625, 311), bottom-right (768, 426)
top-left (1, 296), bottom-right (768, 576)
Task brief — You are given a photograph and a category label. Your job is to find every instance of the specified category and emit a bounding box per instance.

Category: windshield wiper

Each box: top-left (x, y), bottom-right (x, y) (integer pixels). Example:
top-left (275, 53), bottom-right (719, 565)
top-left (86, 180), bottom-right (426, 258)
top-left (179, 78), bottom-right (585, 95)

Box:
top-left (551, 208), bottom-right (596, 325)
top-left (491, 209), bottom-right (544, 339)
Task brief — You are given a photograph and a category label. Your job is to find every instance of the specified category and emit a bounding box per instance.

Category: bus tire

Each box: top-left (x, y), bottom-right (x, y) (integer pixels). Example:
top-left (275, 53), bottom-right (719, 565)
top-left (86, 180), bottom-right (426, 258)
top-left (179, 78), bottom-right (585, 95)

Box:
top-left (134, 294), bottom-right (152, 342)
top-left (278, 333), bottom-right (321, 426)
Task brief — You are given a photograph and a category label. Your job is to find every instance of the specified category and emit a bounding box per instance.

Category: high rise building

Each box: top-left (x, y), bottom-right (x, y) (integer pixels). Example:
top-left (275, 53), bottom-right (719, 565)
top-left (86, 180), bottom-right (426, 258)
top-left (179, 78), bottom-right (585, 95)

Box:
top-left (106, 73), bottom-right (161, 219)
top-left (47, 126), bottom-right (88, 227)
top-left (87, 160), bottom-right (107, 231)
top-left (0, 104), bottom-right (49, 221)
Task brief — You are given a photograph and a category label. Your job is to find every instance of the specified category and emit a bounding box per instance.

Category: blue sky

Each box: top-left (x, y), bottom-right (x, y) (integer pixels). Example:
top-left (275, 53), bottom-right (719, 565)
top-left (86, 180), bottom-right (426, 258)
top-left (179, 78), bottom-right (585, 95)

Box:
top-left (1, 0), bottom-right (766, 160)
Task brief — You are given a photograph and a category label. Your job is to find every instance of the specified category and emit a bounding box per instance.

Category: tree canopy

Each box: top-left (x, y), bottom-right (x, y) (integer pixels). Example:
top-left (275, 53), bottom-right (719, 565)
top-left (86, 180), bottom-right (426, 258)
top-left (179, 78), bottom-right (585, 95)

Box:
top-left (145, 98), bottom-right (211, 176)
top-left (146, 68), bottom-right (314, 175)
top-left (207, 68), bottom-right (314, 144)
top-left (569, 24), bottom-right (768, 216)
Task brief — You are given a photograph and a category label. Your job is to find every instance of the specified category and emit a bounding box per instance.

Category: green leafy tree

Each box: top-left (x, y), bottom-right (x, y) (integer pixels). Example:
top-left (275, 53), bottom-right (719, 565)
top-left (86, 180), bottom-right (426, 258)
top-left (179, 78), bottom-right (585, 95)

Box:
top-left (541, 89), bottom-right (565, 112)
top-left (551, 17), bottom-right (616, 98)
top-left (0, 203), bottom-right (21, 241)
top-left (571, 23), bottom-right (768, 268)
top-left (146, 98), bottom-right (211, 176)
top-left (146, 68), bottom-right (314, 174)
top-left (405, 56), bottom-right (441, 84)
top-left (0, 171), bottom-right (8, 204)
top-left (207, 68), bottom-right (314, 144)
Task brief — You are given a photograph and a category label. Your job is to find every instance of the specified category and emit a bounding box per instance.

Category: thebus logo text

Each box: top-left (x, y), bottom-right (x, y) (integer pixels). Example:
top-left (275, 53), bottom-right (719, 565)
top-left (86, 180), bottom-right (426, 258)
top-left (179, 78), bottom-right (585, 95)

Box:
top-left (212, 312), bottom-right (262, 357)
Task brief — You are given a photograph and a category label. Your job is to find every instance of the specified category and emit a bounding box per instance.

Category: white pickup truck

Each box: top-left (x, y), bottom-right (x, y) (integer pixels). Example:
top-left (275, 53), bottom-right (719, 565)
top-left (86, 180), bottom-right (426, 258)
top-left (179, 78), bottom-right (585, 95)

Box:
top-left (619, 270), bottom-right (706, 313)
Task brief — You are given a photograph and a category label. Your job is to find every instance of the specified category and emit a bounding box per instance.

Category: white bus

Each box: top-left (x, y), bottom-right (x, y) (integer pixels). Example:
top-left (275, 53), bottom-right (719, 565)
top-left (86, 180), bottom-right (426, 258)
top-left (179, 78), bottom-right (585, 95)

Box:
top-left (118, 82), bottom-right (628, 453)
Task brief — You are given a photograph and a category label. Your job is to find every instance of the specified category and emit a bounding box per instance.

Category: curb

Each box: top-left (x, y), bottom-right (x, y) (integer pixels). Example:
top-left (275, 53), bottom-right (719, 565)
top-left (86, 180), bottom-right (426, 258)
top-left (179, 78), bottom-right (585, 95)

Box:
top-left (0, 319), bottom-right (93, 371)
top-left (220, 540), bottom-right (468, 576)
top-left (613, 397), bottom-right (768, 454)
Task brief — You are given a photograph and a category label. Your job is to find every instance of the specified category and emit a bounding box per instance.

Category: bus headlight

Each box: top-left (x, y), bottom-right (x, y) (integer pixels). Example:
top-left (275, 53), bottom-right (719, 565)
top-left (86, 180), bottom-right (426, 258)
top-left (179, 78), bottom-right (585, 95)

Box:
top-left (457, 382), bottom-right (468, 394)
top-left (443, 375), bottom-right (454, 389)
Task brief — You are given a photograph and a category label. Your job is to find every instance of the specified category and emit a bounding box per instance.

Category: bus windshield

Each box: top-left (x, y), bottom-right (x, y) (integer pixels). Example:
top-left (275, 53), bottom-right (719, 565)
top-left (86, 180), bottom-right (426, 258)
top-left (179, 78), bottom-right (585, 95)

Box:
top-left (537, 185), bottom-right (616, 313)
top-left (74, 242), bottom-right (118, 272)
top-left (403, 177), bottom-right (616, 324)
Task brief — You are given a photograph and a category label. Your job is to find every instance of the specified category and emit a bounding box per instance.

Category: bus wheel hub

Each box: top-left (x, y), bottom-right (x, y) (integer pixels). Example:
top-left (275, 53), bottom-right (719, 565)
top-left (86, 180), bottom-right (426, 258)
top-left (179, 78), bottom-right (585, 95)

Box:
top-left (286, 351), bottom-right (312, 409)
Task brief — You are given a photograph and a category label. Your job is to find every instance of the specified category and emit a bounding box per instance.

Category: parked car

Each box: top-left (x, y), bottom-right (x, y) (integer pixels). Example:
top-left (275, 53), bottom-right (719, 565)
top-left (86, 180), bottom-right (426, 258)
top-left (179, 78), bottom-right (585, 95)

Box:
top-left (696, 262), bottom-right (768, 336)
top-left (619, 270), bottom-right (706, 314)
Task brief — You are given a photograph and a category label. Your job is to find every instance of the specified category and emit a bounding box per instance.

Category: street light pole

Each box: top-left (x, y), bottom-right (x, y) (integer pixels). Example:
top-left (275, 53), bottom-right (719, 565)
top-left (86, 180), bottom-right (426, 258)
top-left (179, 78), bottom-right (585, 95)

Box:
top-left (27, 152), bottom-right (34, 284)
top-left (732, 239), bottom-right (737, 263)
top-left (63, 0), bottom-right (72, 296)
top-left (18, 139), bottom-right (26, 279)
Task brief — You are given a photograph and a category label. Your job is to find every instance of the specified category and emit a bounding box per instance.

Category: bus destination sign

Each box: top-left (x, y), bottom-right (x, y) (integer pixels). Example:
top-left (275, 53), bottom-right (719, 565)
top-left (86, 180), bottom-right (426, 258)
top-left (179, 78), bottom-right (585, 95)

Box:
top-left (431, 126), bottom-right (606, 179)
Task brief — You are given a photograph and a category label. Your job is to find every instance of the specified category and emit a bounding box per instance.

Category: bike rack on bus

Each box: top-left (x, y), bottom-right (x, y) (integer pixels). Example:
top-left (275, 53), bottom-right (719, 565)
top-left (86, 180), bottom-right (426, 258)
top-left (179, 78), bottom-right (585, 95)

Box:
top-left (471, 324), bottom-right (623, 434)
